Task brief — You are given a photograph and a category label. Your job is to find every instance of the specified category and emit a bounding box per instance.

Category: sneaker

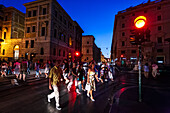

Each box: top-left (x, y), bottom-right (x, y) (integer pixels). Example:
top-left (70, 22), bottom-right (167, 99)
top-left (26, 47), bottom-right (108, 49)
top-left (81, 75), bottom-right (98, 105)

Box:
top-left (90, 97), bottom-right (95, 101)
top-left (67, 86), bottom-right (70, 92)
top-left (65, 79), bottom-right (69, 84)
top-left (56, 106), bottom-right (61, 110)
top-left (76, 89), bottom-right (81, 94)
top-left (87, 93), bottom-right (90, 97)
top-left (47, 96), bottom-right (51, 102)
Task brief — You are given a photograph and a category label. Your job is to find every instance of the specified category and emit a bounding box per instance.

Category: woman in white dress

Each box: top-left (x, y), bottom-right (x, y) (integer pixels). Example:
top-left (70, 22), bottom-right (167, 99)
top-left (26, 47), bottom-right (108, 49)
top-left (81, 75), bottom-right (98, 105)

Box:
top-left (87, 63), bottom-right (99, 101)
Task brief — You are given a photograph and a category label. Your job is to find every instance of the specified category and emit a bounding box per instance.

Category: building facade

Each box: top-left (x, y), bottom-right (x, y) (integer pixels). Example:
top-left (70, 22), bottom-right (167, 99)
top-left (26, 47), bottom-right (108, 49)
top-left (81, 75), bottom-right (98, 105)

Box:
top-left (0, 6), bottom-right (25, 60)
top-left (111, 0), bottom-right (170, 65)
top-left (82, 35), bottom-right (101, 63)
top-left (23, 0), bottom-right (83, 63)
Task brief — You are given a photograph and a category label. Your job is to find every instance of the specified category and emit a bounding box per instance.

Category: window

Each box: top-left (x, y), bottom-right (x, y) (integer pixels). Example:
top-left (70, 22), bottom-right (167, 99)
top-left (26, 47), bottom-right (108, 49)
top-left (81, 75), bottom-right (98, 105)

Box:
top-left (54, 29), bottom-right (57, 38)
top-left (63, 51), bottom-right (65, 57)
top-left (158, 26), bottom-right (162, 31)
top-left (64, 35), bottom-right (66, 42)
top-left (157, 37), bottom-right (162, 43)
top-left (64, 19), bottom-right (66, 25)
top-left (87, 49), bottom-right (89, 53)
top-left (157, 49), bottom-right (163, 53)
top-left (28, 11), bottom-right (31, 17)
top-left (27, 27), bottom-right (30, 33)
top-left (157, 15), bottom-right (161, 21)
top-left (55, 11), bottom-right (57, 17)
top-left (131, 50), bottom-right (136, 53)
top-left (122, 32), bottom-right (125, 36)
top-left (53, 48), bottom-right (56, 56)
top-left (25, 41), bottom-right (29, 48)
top-left (59, 33), bottom-right (63, 40)
top-left (31, 40), bottom-right (34, 48)
top-left (5, 16), bottom-right (7, 21)
top-left (0, 16), bottom-right (3, 21)
top-left (157, 6), bottom-right (161, 10)
top-left (122, 41), bottom-right (125, 46)
top-left (122, 23), bottom-right (125, 28)
top-left (33, 10), bottom-right (37, 16)
top-left (32, 26), bottom-right (35, 32)
top-left (43, 8), bottom-right (47, 15)
top-left (40, 48), bottom-right (44, 55)
top-left (87, 41), bottom-right (89, 44)
top-left (60, 15), bottom-right (62, 22)
top-left (3, 49), bottom-right (5, 55)
top-left (121, 50), bottom-right (125, 54)
top-left (59, 49), bottom-right (61, 56)
top-left (4, 32), bottom-right (6, 39)
top-left (122, 16), bottom-right (125, 19)
top-left (41, 27), bottom-right (45, 36)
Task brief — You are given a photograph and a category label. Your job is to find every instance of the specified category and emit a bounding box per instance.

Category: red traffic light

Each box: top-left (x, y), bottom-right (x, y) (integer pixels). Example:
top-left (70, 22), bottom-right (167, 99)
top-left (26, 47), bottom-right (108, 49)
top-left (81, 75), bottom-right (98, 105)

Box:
top-left (75, 51), bottom-right (80, 56)
top-left (121, 54), bottom-right (124, 58)
top-left (134, 16), bottom-right (146, 28)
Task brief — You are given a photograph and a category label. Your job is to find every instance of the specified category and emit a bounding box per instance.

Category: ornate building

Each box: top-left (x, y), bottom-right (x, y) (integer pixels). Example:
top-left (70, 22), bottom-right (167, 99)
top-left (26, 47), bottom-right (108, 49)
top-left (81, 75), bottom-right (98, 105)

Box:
top-left (82, 35), bottom-right (101, 63)
top-left (0, 6), bottom-right (25, 60)
top-left (111, 0), bottom-right (170, 65)
top-left (23, 0), bottom-right (83, 63)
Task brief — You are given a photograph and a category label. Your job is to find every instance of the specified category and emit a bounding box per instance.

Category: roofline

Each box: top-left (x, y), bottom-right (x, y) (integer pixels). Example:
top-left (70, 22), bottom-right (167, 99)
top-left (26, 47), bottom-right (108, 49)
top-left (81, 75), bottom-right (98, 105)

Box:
top-left (3, 7), bottom-right (25, 15)
top-left (117, 0), bottom-right (168, 15)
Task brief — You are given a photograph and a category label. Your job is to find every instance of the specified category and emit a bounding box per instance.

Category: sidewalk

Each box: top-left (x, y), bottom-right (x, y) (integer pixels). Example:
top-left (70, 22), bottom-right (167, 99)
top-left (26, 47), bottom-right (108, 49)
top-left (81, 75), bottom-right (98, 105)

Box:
top-left (0, 70), bottom-right (47, 92)
top-left (110, 86), bottom-right (170, 113)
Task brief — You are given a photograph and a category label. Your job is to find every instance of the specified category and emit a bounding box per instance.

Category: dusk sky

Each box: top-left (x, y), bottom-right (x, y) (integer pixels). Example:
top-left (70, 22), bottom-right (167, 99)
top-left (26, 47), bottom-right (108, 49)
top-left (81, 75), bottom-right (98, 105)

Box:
top-left (0, 0), bottom-right (152, 58)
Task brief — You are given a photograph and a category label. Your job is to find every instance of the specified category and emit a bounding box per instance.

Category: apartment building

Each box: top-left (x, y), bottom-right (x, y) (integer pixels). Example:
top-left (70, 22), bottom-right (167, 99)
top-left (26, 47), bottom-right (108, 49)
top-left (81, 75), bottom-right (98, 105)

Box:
top-left (111, 0), bottom-right (170, 65)
top-left (82, 35), bottom-right (101, 63)
top-left (0, 6), bottom-right (25, 60)
top-left (23, 0), bottom-right (83, 63)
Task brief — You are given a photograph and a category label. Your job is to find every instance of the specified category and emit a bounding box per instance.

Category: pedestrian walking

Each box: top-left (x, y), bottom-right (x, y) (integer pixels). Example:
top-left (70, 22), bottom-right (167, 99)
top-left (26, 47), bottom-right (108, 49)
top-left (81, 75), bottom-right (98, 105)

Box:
top-left (47, 62), bottom-right (63, 110)
top-left (86, 63), bottom-right (99, 101)
top-left (63, 59), bottom-right (70, 84)
top-left (77, 64), bottom-right (85, 91)
top-left (67, 62), bottom-right (81, 94)
top-left (13, 60), bottom-right (20, 79)
top-left (7, 61), bottom-right (13, 75)
top-left (1, 61), bottom-right (8, 77)
top-left (44, 60), bottom-right (50, 78)
top-left (35, 61), bottom-right (41, 78)
top-left (144, 63), bottom-right (149, 78)
top-left (20, 59), bottom-right (27, 81)
top-left (152, 63), bottom-right (158, 78)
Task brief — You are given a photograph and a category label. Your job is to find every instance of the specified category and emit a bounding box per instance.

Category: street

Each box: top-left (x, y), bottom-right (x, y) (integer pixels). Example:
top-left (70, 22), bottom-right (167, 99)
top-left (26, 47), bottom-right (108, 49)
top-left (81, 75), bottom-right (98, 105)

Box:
top-left (0, 70), bottom-right (170, 113)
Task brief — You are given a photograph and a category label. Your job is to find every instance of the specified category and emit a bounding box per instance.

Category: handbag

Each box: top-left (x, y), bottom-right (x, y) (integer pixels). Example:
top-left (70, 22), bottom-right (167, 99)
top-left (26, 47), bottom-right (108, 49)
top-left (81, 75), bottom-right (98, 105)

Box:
top-left (85, 83), bottom-right (91, 91)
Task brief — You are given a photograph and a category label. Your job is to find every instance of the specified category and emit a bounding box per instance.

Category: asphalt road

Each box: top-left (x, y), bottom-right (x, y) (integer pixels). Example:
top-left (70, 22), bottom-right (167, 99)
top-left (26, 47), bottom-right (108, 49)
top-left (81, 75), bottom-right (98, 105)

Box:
top-left (0, 71), bottom-right (170, 113)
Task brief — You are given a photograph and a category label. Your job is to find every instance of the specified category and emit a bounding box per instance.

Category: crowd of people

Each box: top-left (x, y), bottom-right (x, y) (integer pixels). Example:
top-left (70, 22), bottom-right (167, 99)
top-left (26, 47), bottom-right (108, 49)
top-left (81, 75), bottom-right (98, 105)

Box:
top-left (1, 58), bottom-right (160, 110)
top-left (47, 59), bottom-right (116, 110)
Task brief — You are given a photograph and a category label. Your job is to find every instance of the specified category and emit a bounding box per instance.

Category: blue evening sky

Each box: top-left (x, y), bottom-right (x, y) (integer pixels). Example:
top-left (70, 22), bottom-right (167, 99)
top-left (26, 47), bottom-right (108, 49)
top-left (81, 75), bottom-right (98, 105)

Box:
top-left (0, 0), bottom-right (152, 58)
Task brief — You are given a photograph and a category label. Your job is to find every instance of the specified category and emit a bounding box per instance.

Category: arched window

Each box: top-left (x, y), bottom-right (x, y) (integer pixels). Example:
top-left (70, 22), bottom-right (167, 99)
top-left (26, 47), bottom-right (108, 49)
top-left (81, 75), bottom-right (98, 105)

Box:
top-left (14, 45), bottom-right (19, 60)
top-left (40, 47), bottom-right (44, 55)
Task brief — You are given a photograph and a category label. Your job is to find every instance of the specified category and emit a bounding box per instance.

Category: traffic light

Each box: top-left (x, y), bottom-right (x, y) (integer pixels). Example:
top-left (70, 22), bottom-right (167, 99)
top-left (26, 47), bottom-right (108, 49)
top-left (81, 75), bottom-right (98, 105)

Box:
top-left (129, 16), bottom-right (146, 45)
top-left (130, 29), bottom-right (138, 45)
top-left (75, 51), bottom-right (80, 57)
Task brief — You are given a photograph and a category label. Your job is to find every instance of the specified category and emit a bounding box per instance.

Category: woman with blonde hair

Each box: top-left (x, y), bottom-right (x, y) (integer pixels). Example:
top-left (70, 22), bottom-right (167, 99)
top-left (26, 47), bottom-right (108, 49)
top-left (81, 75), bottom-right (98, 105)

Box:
top-left (86, 63), bottom-right (99, 101)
